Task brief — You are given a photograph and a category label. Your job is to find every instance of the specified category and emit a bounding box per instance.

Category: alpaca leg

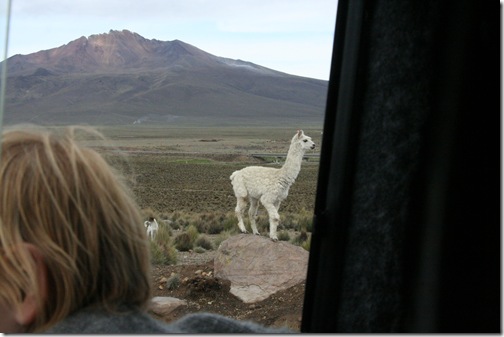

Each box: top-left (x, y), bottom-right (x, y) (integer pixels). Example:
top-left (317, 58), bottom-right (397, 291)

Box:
top-left (248, 198), bottom-right (260, 236)
top-left (262, 201), bottom-right (280, 242)
top-left (235, 197), bottom-right (248, 233)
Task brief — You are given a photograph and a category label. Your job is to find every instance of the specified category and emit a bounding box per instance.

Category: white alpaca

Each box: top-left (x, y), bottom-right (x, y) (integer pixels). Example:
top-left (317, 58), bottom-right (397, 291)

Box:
top-left (230, 130), bottom-right (316, 241)
top-left (144, 217), bottom-right (159, 241)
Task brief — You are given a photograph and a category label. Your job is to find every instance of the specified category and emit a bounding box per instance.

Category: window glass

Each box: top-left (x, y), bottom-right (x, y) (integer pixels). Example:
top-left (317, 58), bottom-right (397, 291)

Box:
top-left (4, 0), bottom-right (336, 332)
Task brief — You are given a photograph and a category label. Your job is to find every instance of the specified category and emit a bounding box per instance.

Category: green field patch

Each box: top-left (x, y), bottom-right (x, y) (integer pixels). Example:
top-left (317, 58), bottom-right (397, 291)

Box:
top-left (169, 158), bottom-right (215, 164)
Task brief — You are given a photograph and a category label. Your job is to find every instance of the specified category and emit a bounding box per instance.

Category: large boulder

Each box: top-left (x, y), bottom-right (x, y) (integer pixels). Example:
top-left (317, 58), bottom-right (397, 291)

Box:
top-left (214, 234), bottom-right (309, 303)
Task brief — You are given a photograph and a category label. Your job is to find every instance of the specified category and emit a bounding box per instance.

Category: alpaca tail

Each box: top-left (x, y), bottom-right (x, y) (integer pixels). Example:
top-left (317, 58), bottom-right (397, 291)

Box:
top-left (230, 170), bottom-right (247, 198)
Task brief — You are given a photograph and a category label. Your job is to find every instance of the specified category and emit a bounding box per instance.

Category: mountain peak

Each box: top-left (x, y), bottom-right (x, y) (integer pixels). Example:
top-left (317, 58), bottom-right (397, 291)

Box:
top-left (5, 30), bottom-right (291, 80)
top-left (88, 29), bottom-right (143, 43)
top-left (7, 30), bottom-right (212, 75)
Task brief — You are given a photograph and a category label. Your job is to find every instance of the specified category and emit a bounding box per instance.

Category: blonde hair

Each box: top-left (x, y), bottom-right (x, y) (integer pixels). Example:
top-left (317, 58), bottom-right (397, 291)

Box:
top-left (0, 125), bottom-right (151, 332)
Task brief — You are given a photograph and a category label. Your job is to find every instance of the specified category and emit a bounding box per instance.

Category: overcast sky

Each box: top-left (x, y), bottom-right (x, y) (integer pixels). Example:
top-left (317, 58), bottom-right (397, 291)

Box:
top-left (5, 0), bottom-right (338, 80)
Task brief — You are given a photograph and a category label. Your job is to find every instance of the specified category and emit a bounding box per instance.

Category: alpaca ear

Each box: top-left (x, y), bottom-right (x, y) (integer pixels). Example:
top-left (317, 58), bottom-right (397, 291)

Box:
top-left (297, 130), bottom-right (303, 138)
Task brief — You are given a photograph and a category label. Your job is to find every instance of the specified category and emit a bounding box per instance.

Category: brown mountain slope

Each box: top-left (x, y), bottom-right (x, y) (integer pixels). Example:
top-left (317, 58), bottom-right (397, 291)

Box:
top-left (3, 30), bottom-right (328, 126)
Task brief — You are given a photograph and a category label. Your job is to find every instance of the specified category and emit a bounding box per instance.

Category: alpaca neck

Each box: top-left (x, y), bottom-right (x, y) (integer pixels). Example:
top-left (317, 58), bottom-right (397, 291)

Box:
top-left (280, 144), bottom-right (304, 183)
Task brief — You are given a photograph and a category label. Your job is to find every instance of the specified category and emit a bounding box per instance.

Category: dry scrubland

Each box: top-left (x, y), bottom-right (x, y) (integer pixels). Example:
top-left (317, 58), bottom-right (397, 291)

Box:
top-left (91, 126), bottom-right (322, 261)
top-left (88, 125), bottom-right (322, 330)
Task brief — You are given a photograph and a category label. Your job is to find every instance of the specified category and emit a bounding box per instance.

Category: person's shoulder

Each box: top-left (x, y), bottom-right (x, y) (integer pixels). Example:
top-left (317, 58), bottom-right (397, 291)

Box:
top-left (43, 306), bottom-right (180, 333)
top-left (171, 312), bottom-right (293, 333)
top-left (43, 306), bottom-right (293, 334)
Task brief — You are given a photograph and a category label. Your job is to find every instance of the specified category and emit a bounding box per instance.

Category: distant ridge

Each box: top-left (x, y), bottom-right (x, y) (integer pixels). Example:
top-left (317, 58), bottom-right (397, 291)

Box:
top-left (3, 30), bottom-right (328, 126)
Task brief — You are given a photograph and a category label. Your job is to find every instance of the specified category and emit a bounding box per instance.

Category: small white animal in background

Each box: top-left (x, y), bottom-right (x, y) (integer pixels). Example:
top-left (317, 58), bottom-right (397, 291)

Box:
top-left (230, 129), bottom-right (316, 241)
top-left (144, 217), bottom-right (159, 241)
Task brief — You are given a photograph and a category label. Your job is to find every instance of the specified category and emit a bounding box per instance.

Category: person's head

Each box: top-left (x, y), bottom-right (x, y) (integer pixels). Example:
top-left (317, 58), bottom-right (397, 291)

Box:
top-left (0, 125), bottom-right (151, 332)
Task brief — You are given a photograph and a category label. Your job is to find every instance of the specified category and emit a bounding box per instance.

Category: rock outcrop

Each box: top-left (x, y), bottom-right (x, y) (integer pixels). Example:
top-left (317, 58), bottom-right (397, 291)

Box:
top-left (149, 296), bottom-right (187, 316)
top-left (214, 234), bottom-right (309, 303)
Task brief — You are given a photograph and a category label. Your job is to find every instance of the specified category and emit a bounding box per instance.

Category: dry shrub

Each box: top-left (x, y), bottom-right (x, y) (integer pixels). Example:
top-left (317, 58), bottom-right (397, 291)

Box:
top-left (174, 232), bottom-right (193, 251)
top-left (169, 221), bottom-right (181, 230)
top-left (154, 223), bottom-right (172, 243)
top-left (150, 241), bottom-right (177, 265)
top-left (158, 212), bottom-right (172, 221)
top-left (141, 207), bottom-right (158, 220)
top-left (297, 208), bottom-right (314, 232)
top-left (302, 237), bottom-right (311, 251)
top-left (149, 221), bottom-right (177, 265)
top-left (257, 218), bottom-right (270, 235)
top-left (282, 213), bottom-right (297, 230)
top-left (166, 273), bottom-right (180, 290)
top-left (200, 212), bottom-right (217, 222)
top-left (194, 246), bottom-right (206, 254)
top-left (292, 230), bottom-right (309, 247)
top-left (277, 231), bottom-right (291, 241)
top-left (207, 220), bottom-right (224, 234)
top-left (171, 211), bottom-right (183, 221)
top-left (195, 235), bottom-right (214, 250)
top-left (221, 212), bottom-right (237, 232)
top-left (175, 218), bottom-right (189, 228)
top-left (298, 230), bottom-right (309, 241)
top-left (194, 220), bottom-right (208, 233)
top-left (186, 225), bottom-right (200, 243)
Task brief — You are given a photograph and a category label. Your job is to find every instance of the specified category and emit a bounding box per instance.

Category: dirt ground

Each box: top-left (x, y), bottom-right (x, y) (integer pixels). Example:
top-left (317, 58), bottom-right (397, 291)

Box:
top-left (149, 251), bottom-right (306, 332)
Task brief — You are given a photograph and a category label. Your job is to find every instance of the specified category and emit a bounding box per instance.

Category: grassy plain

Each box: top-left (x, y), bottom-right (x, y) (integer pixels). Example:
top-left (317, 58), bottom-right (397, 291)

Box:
top-left (93, 125), bottom-right (323, 232)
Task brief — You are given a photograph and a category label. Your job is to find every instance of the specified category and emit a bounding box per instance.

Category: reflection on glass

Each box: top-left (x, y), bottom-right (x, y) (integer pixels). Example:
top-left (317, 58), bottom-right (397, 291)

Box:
top-left (0, 0), bottom-right (10, 133)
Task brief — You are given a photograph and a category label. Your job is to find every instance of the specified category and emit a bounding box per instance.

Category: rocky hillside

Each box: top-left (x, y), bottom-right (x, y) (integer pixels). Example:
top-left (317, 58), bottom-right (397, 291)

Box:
top-left (3, 30), bottom-right (328, 126)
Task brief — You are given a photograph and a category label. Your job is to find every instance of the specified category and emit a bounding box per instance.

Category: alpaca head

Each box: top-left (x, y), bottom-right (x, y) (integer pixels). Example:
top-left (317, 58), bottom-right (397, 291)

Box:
top-left (292, 129), bottom-right (316, 151)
